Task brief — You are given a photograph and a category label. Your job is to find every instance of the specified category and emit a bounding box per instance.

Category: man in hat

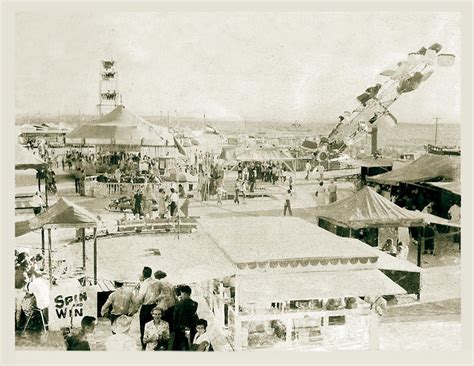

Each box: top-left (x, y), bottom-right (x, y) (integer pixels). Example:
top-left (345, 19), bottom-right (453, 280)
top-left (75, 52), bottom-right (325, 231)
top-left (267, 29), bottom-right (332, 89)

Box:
top-left (101, 280), bottom-right (134, 326)
top-left (105, 315), bottom-right (139, 351)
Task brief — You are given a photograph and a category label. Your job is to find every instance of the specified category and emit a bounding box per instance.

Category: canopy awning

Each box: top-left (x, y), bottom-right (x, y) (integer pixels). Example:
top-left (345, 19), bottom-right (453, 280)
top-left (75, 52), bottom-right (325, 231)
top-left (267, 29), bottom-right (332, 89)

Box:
top-left (314, 187), bottom-right (424, 229)
top-left (15, 144), bottom-right (47, 170)
top-left (203, 217), bottom-right (378, 264)
top-left (238, 269), bottom-right (406, 304)
top-left (426, 181), bottom-right (461, 196)
top-left (415, 211), bottom-right (461, 228)
top-left (15, 197), bottom-right (98, 237)
top-left (345, 238), bottom-right (422, 273)
top-left (367, 154), bottom-right (460, 185)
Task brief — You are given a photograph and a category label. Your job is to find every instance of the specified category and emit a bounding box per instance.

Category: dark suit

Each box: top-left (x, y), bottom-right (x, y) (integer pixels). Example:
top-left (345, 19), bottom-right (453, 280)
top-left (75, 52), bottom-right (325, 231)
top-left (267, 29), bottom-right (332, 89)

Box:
top-left (172, 298), bottom-right (198, 350)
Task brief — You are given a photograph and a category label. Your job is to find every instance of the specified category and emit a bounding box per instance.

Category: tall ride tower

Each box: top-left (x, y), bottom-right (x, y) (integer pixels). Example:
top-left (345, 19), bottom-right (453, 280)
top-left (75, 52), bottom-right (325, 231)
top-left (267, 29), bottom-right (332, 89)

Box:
top-left (97, 59), bottom-right (120, 116)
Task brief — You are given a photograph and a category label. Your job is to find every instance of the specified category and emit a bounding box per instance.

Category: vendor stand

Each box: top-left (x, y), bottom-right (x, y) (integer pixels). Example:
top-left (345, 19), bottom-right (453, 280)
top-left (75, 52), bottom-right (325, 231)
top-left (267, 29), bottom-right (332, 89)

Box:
top-left (15, 197), bottom-right (99, 287)
top-left (15, 143), bottom-right (49, 205)
top-left (202, 217), bottom-right (406, 351)
top-left (15, 198), bottom-right (102, 333)
top-left (314, 186), bottom-right (459, 298)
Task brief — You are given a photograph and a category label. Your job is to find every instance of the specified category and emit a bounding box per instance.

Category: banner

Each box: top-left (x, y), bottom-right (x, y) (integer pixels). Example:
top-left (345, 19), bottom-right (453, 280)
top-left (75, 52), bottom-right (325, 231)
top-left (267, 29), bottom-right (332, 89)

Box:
top-left (48, 281), bottom-right (98, 330)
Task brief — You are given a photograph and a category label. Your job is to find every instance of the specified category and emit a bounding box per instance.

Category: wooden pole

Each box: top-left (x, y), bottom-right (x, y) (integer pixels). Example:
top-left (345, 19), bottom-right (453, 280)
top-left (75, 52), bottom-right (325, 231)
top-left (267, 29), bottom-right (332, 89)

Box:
top-left (44, 172), bottom-right (49, 206)
top-left (417, 226), bottom-right (424, 268)
top-left (48, 229), bottom-right (52, 289)
top-left (234, 275), bottom-right (242, 351)
top-left (41, 228), bottom-right (45, 270)
top-left (82, 227), bottom-right (86, 269)
top-left (93, 228), bottom-right (98, 285)
top-left (417, 226), bottom-right (425, 301)
top-left (177, 173), bottom-right (180, 239)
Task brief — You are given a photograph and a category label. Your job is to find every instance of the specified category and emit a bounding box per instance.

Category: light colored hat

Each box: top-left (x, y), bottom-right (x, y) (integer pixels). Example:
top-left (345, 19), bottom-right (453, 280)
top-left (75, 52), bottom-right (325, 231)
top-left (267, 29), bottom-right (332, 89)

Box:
top-left (111, 315), bottom-right (132, 334)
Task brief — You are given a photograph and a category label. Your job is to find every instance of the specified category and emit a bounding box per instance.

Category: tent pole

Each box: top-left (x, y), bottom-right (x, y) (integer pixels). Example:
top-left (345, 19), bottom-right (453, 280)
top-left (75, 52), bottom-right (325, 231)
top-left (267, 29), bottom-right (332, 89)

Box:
top-left (417, 226), bottom-right (424, 268)
top-left (177, 174), bottom-right (180, 240)
top-left (93, 228), bottom-right (98, 285)
top-left (41, 228), bottom-right (45, 270)
top-left (44, 172), bottom-right (49, 206)
top-left (234, 275), bottom-right (242, 351)
top-left (82, 227), bottom-right (86, 269)
top-left (48, 228), bottom-right (52, 289)
top-left (417, 226), bottom-right (425, 301)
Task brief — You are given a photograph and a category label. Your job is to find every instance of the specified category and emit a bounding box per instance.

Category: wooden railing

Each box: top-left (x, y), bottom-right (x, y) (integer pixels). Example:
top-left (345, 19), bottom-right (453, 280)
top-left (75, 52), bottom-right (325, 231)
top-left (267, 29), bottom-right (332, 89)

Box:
top-left (87, 181), bottom-right (161, 198)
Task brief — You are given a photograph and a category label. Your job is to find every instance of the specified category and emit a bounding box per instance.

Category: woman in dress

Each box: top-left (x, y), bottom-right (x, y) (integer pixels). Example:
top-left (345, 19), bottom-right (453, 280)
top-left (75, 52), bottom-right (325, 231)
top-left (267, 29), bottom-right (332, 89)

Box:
top-left (143, 307), bottom-right (170, 351)
top-left (191, 319), bottom-right (212, 351)
top-left (315, 181), bottom-right (326, 206)
top-left (158, 189), bottom-right (167, 219)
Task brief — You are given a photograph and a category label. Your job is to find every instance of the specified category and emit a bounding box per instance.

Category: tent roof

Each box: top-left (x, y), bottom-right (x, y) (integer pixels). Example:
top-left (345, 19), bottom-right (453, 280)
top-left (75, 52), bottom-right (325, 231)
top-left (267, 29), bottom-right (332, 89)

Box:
top-left (314, 186), bottom-right (424, 229)
top-left (345, 238), bottom-right (422, 273)
top-left (16, 198), bottom-right (97, 236)
top-left (427, 181), bottom-right (461, 196)
top-left (203, 217), bottom-right (378, 264)
top-left (415, 211), bottom-right (461, 228)
top-left (15, 144), bottom-right (47, 170)
top-left (238, 269), bottom-right (406, 304)
top-left (367, 154), bottom-right (460, 185)
top-left (66, 105), bottom-right (175, 146)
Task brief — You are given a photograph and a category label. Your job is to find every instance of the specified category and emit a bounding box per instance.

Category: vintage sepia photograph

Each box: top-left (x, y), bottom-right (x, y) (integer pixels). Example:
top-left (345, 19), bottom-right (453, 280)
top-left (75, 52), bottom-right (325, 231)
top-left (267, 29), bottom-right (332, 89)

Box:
top-left (2, 1), bottom-right (472, 363)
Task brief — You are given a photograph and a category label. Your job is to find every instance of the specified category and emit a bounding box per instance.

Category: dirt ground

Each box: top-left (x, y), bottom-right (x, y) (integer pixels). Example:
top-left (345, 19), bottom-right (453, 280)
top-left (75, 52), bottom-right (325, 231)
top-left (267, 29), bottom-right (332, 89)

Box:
top-left (15, 163), bottom-right (462, 352)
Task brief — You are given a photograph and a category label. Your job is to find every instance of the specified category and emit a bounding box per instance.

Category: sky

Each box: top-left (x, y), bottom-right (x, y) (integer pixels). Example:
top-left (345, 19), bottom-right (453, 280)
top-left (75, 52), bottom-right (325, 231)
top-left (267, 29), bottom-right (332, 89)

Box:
top-left (15, 11), bottom-right (461, 123)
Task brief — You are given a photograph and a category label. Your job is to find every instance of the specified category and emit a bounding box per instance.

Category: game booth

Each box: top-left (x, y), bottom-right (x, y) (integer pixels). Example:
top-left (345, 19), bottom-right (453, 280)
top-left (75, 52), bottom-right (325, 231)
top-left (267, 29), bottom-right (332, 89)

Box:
top-left (199, 217), bottom-right (413, 351)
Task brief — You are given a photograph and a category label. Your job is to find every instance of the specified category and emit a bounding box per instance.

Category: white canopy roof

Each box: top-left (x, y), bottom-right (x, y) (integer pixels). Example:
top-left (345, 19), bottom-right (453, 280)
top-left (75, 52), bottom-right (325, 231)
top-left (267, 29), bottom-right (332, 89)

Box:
top-left (238, 269), bottom-right (406, 304)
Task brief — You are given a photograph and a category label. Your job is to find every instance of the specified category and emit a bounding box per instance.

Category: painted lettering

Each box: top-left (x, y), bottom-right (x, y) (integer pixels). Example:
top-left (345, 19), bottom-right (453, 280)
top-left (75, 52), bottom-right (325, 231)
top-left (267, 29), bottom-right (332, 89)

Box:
top-left (55, 295), bottom-right (64, 308)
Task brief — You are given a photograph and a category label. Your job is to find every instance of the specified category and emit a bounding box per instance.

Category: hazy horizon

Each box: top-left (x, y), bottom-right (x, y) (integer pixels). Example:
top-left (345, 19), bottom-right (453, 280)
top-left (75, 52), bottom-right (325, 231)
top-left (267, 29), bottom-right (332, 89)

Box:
top-left (16, 12), bottom-right (461, 123)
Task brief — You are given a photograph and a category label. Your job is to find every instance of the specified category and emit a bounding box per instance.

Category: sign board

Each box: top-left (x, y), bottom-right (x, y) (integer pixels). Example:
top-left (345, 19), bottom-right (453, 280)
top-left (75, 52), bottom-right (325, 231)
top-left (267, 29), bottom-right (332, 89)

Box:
top-left (48, 281), bottom-right (98, 331)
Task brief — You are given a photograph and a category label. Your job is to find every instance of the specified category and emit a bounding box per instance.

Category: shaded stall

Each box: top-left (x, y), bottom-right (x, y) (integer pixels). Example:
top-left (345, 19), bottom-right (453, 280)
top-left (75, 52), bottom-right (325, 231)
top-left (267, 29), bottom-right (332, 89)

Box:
top-left (203, 217), bottom-right (407, 351)
top-left (367, 154), bottom-right (460, 185)
top-left (367, 154), bottom-right (460, 218)
top-left (15, 197), bottom-right (99, 287)
top-left (313, 187), bottom-right (425, 295)
top-left (15, 143), bottom-right (49, 205)
top-left (313, 186), bottom-right (459, 296)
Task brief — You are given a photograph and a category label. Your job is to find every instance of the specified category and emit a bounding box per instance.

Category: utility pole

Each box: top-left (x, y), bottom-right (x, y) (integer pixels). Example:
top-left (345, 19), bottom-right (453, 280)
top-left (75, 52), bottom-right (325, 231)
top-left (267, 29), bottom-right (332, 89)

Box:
top-left (433, 117), bottom-right (441, 145)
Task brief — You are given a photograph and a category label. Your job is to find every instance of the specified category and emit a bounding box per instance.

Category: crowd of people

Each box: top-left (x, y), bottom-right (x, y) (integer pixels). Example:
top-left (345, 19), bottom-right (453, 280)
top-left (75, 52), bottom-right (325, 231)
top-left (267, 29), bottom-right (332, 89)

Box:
top-left (117, 183), bottom-right (189, 220)
top-left (62, 267), bottom-right (213, 351)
